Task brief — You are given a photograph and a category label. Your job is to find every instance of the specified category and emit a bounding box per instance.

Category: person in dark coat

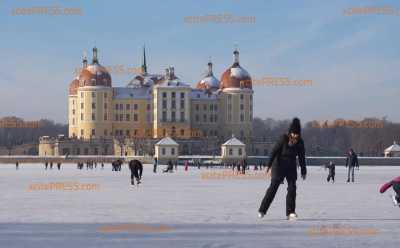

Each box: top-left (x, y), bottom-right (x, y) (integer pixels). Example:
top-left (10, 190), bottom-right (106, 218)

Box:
top-left (163, 160), bottom-right (174, 173)
top-left (50, 162), bottom-right (53, 169)
top-left (15, 162), bottom-right (19, 170)
top-left (129, 159), bottom-right (143, 185)
top-left (325, 161), bottom-right (335, 183)
top-left (345, 148), bottom-right (359, 182)
top-left (57, 162), bottom-right (61, 170)
top-left (258, 118), bottom-right (307, 220)
top-left (45, 162), bottom-right (48, 170)
top-left (241, 159), bottom-right (247, 174)
top-left (153, 157), bottom-right (158, 173)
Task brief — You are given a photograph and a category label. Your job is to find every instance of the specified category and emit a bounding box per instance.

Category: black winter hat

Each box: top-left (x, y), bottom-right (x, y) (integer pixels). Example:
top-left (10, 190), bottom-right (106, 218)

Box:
top-left (288, 117), bottom-right (301, 135)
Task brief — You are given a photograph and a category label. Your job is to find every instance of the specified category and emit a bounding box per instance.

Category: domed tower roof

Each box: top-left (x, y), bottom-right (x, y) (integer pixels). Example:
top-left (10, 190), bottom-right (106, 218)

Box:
top-left (220, 49), bottom-right (252, 90)
top-left (127, 46), bottom-right (165, 87)
top-left (78, 47), bottom-right (112, 87)
top-left (68, 78), bottom-right (79, 95)
top-left (196, 59), bottom-right (220, 91)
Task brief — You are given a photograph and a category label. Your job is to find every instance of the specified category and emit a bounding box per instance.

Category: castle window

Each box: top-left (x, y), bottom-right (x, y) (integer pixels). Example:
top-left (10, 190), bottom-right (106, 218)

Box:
top-left (81, 113), bottom-right (84, 121)
top-left (162, 148), bottom-right (166, 155)
top-left (134, 129), bottom-right (138, 136)
top-left (72, 109), bottom-right (75, 115)
top-left (92, 92), bottom-right (96, 98)
top-left (133, 114), bottom-right (138, 122)
top-left (195, 104), bottom-right (199, 111)
top-left (238, 148), bottom-right (242, 156)
top-left (171, 112), bottom-right (176, 122)
top-left (203, 104), bottom-right (207, 111)
top-left (104, 103), bottom-right (107, 109)
top-left (81, 103), bottom-right (84, 109)
top-left (126, 114), bottom-right (130, 121)
top-left (240, 104), bottom-right (244, 110)
top-left (104, 92), bottom-right (107, 98)
top-left (162, 100), bottom-right (167, 109)
top-left (92, 113), bottom-right (96, 121)
top-left (92, 103), bottom-right (96, 109)
top-left (180, 129), bottom-right (185, 136)
top-left (119, 104), bottom-right (123, 110)
top-left (195, 115), bottom-right (199, 122)
top-left (171, 148), bottom-right (175, 155)
top-left (162, 112), bottom-right (167, 122)
top-left (171, 100), bottom-right (176, 109)
top-left (115, 104), bottom-right (119, 110)
top-left (210, 105), bottom-right (213, 111)
top-left (126, 104), bottom-right (130, 110)
top-left (240, 114), bottom-right (244, 122)
top-left (180, 112), bottom-right (185, 122)
top-left (180, 99), bottom-right (185, 109)
top-left (240, 94), bottom-right (244, 100)
top-left (229, 148), bottom-right (233, 155)
top-left (162, 92), bottom-right (167, 98)
top-left (91, 129), bottom-right (95, 136)
top-left (80, 129), bottom-right (84, 136)
top-left (126, 130), bottom-right (130, 137)
top-left (119, 114), bottom-right (123, 121)
top-left (180, 92), bottom-right (185, 98)
top-left (81, 92), bottom-right (84, 98)
top-left (134, 104), bottom-right (138, 110)
top-left (203, 114), bottom-right (207, 122)
top-left (171, 92), bottom-right (176, 98)
top-left (147, 104), bottom-right (151, 111)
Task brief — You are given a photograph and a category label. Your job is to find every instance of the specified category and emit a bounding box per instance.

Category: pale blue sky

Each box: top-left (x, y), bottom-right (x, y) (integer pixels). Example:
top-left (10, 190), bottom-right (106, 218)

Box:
top-left (0, 0), bottom-right (399, 123)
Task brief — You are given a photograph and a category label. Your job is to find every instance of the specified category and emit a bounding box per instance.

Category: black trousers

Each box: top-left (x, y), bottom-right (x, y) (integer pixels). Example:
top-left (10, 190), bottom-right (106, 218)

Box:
top-left (130, 170), bottom-right (140, 184)
top-left (327, 173), bottom-right (335, 182)
top-left (394, 182), bottom-right (400, 196)
top-left (259, 169), bottom-right (297, 216)
top-left (347, 166), bottom-right (355, 181)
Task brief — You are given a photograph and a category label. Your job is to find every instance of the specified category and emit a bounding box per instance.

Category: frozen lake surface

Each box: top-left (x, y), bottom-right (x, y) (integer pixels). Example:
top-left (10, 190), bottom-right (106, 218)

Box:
top-left (0, 164), bottom-right (399, 247)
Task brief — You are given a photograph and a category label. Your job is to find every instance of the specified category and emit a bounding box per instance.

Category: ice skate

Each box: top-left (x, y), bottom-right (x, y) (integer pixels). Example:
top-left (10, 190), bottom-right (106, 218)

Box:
top-left (391, 195), bottom-right (399, 206)
top-left (287, 213), bottom-right (298, 221)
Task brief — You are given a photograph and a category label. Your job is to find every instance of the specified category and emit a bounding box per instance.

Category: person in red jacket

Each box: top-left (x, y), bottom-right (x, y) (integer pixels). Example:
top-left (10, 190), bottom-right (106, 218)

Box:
top-left (379, 176), bottom-right (400, 207)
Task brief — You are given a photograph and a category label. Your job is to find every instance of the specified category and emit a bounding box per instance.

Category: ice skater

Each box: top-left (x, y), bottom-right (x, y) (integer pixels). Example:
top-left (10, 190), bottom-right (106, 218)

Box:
top-left (129, 159), bottom-right (143, 186)
top-left (153, 157), bottom-right (158, 173)
top-left (325, 161), bottom-right (335, 183)
top-left (379, 176), bottom-right (400, 207)
top-left (163, 160), bottom-right (174, 173)
top-left (15, 161), bottom-right (19, 170)
top-left (57, 162), bottom-right (61, 170)
top-left (345, 148), bottom-right (359, 183)
top-left (258, 118), bottom-right (307, 220)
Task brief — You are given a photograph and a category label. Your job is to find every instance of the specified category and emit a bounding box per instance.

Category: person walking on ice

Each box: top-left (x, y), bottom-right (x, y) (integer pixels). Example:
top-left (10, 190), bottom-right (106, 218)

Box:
top-left (325, 161), bottom-right (335, 183)
top-left (129, 159), bottom-right (143, 186)
top-left (345, 148), bottom-right (359, 183)
top-left (379, 176), bottom-right (400, 207)
top-left (258, 118), bottom-right (307, 221)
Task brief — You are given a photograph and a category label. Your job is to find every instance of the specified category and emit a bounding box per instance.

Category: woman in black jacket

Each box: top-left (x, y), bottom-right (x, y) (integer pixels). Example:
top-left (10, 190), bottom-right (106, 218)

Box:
top-left (258, 118), bottom-right (307, 220)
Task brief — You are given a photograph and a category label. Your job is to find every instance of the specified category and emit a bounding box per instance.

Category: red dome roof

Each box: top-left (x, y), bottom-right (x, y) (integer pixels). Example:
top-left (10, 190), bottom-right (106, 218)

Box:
top-left (220, 65), bottom-right (252, 89)
top-left (78, 64), bottom-right (112, 87)
top-left (68, 79), bottom-right (79, 95)
top-left (220, 49), bottom-right (252, 90)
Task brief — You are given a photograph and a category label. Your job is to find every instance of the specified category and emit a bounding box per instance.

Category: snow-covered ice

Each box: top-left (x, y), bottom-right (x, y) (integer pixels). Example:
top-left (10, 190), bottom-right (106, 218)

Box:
top-left (0, 164), bottom-right (399, 247)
